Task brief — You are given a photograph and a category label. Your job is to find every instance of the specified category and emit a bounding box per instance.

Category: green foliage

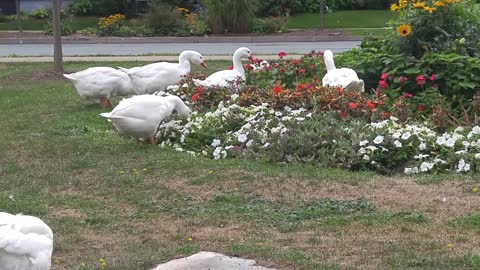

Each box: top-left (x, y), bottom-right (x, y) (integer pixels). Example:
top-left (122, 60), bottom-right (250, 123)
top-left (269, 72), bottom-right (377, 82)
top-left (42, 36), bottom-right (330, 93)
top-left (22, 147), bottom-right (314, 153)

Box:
top-left (145, 2), bottom-right (187, 35)
top-left (68, 0), bottom-right (137, 17)
top-left (251, 16), bottom-right (288, 34)
top-left (28, 8), bottom-right (49, 19)
top-left (203, 0), bottom-right (258, 33)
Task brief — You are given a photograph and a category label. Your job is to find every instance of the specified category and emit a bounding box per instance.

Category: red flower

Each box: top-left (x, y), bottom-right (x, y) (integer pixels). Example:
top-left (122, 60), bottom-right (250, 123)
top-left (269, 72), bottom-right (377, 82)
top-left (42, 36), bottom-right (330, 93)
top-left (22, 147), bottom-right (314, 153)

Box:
top-left (416, 75), bottom-right (426, 86)
top-left (381, 73), bottom-right (389, 80)
top-left (310, 64), bottom-right (316, 70)
top-left (429, 74), bottom-right (437, 81)
top-left (292, 59), bottom-right (301, 65)
top-left (336, 86), bottom-right (343, 93)
top-left (244, 64), bottom-right (254, 70)
top-left (340, 111), bottom-right (347, 118)
top-left (381, 112), bottom-right (391, 119)
top-left (366, 100), bottom-right (376, 109)
top-left (399, 76), bottom-right (409, 83)
top-left (348, 102), bottom-right (358, 109)
top-left (252, 58), bottom-right (261, 64)
top-left (296, 84), bottom-right (304, 91)
top-left (279, 67), bottom-right (286, 73)
top-left (316, 51), bottom-right (324, 56)
top-left (273, 85), bottom-right (283, 94)
top-left (273, 63), bottom-right (279, 68)
top-left (228, 66), bottom-right (234, 70)
top-left (196, 86), bottom-right (204, 94)
top-left (403, 93), bottom-right (414, 98)
top-left (379, 79), bottom-right (388, 89)
top-left (418, 104), bottom-right (426, 111)
top-left (192, 93), bottom-right (200, 102)
top-left (297, 68), bottom-right (306, 74)
top-left (278, 51), bottom-right (287, 58)
top-left (264, 65), bottom-right (273, 71)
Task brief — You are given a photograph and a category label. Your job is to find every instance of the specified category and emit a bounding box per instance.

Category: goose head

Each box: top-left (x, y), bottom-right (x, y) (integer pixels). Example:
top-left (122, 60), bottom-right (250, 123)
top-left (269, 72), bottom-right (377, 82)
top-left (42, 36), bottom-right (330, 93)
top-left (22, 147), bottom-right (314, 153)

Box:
top-left (234, 47), bottom-right (254, 62)
top-left (165, 95), bottom-right (192, 119)
top-left (180, 50), bottom-right (207, 68)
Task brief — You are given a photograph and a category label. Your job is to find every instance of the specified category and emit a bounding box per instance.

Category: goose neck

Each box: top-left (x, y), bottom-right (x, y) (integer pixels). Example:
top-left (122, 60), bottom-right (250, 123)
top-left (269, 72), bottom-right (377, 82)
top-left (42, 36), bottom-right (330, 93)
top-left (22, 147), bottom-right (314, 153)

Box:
top-left (232, 53), bottom-right (245, 76)
top-left (324, 51), bottom-right (336, 72)
top-left (178, 52), bottom-right (192, 70)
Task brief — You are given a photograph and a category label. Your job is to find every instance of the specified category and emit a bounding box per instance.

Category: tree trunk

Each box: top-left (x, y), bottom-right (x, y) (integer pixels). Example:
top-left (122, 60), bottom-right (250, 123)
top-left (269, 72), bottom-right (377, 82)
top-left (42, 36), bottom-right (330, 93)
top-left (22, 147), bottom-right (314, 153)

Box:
top-left (52, 0), bottom-right (64, 74)
top-left (16, 0), bottom-right (23, 37)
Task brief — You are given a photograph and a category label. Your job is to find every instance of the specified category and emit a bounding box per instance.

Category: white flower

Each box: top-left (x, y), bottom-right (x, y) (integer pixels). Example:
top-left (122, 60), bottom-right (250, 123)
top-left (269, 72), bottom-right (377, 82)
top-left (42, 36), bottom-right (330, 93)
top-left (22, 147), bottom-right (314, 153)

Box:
top-left (211, 139), bottom-right (221, 147)
top-left (359, 140), bottom-right (369, 146)
top-left (445, 138), bottom-right (456, 148)
top-left (456, 159), bottom-right (470, 172)
top-left (366, 145), bottom-right (378, 152)
top-left (275, 111), bottom-right (283, 117)
top-left (166, 85), bottom-right (180, 92)
top-left (230, 94), bottom-right (239, 102)
top-left (392, 132), bottom-right (401, 140)
top-left (373, 135), bottom-right (384, 144)
top-left (419, 142), bottom-right (426, 150)
top-left (404, 167), bottom-right (414, 174)
top-left (436, 136), bottom-right (446, 146)
top-left (401, 132), bottom-right (411, 140)
top-left (225, 145), bottom-right (234, 150)
top-left (284, 106), bottom-right (292, 112)
top-left (394, 140), bottom-right (402, 148)
top-left (221, 150), bottom-right (227, 159)
top-left (246, 139), bottom-right (254, 148)
top-left (263, 142), bottom-right (270, 148)
top-left (358, 147), bottom-right (366, 155)
top-left (202, 150), bottom-right (208, 156)
top-left (414, 154), bottom-right (429, 160)
top-left (475, 153), bottom-right (480, 159)
top-left (213, 147), bottom-right (222, 160)
top-left (454, 126), bottom-right (464, 133)
top-left (420, 162), bottom-right (434, 172)
top-left (390, 116), bottom-right (399, 122)
top-left (455, 150), bottom-right (466, 155)
top-left (238, 134), bottom-right (248, 143)
top-left (363, 154), bottom-right (370, 161)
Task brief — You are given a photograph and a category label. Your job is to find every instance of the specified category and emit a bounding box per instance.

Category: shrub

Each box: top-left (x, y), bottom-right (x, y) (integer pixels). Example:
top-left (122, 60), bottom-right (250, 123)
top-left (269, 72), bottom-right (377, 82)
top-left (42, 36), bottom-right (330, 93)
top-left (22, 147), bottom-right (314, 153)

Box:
top-left (203, 0), bottom-right (258, 33)
top-left (185, 13), bottom-right (210, 36)
top-left (68, 0), bottom-right (136, 17)
top-left (97, 13), bottom-right (126, 36)
top-left (29, 8), bottom-right (49, 19)
top-left (145, 2), bottom-right (187, 35)
top-left (251, 16), bottom-right (287, 34)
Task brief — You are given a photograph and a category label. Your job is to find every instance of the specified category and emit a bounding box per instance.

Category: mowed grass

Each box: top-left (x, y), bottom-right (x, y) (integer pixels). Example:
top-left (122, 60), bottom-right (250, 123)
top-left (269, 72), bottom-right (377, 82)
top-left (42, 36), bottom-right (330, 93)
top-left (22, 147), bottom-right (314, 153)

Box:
top-left (1, 61), bottom-right (480, 270)
top-left (0, 16), bottom-right (99, 31)
top-left (287, 10), bottom-right (393, 29)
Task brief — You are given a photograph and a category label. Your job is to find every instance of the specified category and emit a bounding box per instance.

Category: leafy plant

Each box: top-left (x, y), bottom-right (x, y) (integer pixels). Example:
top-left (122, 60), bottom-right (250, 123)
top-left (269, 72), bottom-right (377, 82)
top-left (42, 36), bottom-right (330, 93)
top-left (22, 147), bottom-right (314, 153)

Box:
top-left (203, 0), bottom-right (258, 33)
top-left (145, 2), bottom-right (187, 35)
top-left (29, 8), bottom-right (49, 19)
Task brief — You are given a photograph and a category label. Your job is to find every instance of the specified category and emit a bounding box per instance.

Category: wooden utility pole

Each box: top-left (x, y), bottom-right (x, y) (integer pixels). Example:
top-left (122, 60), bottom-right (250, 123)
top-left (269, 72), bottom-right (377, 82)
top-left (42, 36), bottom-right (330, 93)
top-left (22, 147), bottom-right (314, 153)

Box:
top-left (16, 0), bottom-right (23, 38)
top-left (52, 0), bottom-right (64, 74)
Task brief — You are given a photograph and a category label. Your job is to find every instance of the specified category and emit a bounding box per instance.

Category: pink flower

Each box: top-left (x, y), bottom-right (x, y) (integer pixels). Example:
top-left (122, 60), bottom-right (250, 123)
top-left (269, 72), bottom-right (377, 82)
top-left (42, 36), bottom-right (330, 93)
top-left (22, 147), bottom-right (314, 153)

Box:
top-left (228, 66), bottom-right (233, 70)
top-left (418, 105), bottom-right (426, 111)
top-left (403, 93), bottom-right (414, 98)
top-left (279, 67), bottom-right (286, 73)
top-left (379, 79), bottom-right (388, 89)
top-left (381, 73), bottom-right (389, 80)
top-left (278, 52), bottom-right (287, 58)
top-left (316, 51), bottom-right (324, 56)
top-left (429, 74), bottom-right (437, 81)
top-left (399, 76), bottom-right (409, 83)
top-left (416, 75), bottom-right (426, 86)
top-left (297, 68), bottom-right (306, 74)
top-left (196, 86), bottom-right (204, 94)
top-left (340, 111), bottom-right (347, 118)
top-left (192, 93), bottom-right (200, 102)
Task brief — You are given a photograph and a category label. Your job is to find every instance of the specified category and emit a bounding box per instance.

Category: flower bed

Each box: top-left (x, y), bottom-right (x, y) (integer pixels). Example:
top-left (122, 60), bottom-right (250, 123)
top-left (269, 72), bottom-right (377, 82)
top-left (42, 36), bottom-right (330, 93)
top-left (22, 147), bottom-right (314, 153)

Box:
top-left (150, 49), bottom-right (480, 175)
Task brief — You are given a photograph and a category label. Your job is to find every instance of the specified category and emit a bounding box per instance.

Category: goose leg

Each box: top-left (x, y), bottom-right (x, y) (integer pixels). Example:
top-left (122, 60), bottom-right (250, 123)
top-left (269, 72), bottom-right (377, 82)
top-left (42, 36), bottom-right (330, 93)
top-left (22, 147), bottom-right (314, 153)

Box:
top-left (148, 136), bottom-right (155, 144)
top-left (107, 99), bottom-right (114, 108)
top-left (99, 97), bottom-right (107, 109)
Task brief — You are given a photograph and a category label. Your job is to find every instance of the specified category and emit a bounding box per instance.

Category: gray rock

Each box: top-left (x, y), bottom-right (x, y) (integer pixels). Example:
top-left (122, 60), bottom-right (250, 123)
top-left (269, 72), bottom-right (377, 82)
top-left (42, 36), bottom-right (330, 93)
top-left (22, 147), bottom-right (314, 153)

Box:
top-left (151, 252), bottom-right (276, 270)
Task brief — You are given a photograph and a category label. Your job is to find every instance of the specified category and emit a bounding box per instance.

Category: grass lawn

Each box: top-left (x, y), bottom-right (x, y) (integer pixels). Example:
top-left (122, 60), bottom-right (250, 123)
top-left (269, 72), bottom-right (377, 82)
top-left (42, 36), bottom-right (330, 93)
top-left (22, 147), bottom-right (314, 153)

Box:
top-left (287, 10), bottom-right (393, 29)
top-left (1, 61), bottom-right (480, 270)
top-left (0, 16), bottom-right (99, 31)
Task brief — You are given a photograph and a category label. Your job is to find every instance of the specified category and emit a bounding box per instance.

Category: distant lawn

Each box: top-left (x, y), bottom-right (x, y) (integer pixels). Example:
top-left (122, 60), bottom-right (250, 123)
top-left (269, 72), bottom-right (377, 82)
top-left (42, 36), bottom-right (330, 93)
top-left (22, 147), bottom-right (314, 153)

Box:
top-left (287, 10), bottom-right (393, 29)
top-left (0, 16), bottom-right (99, 31)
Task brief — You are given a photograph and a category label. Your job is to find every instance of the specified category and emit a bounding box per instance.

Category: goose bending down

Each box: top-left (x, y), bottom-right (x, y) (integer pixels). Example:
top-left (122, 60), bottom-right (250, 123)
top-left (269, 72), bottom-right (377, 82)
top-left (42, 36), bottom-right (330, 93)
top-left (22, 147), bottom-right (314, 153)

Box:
top-left (118, 51), bottom-right (206, 94)
top-left (322, 50), bottom-right (365, 92)
top-left (99, 95), bottom-right (191, 144)
top-left (0, 212), bottom-right (53, 270)
top-left (64, 67), bottom-right (134, 109)
top-left (193, 47), bottom-right (253, 88)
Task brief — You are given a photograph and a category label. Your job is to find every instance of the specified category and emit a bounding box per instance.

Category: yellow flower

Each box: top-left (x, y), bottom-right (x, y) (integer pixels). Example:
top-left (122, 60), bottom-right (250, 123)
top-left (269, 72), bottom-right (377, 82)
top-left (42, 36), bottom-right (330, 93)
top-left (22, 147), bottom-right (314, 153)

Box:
top-left (119, 170), bottom-right (124, 174)
top-left (397, 24), bottom-right (412, 37)
top-left (423, 6), bottom-right (437, 13)
top-left (143, 168), bottom-right (148, 172)
top-left (187, 237), bottom-right (193, 241)
top-left (208, 170), bottom-right (214, 174)
top-left (54, 259), bottom-right (60, 264)
top-left (99, 258), bottom-right (107, 269)
top-left (473, 186), bottom-right (478, 193)
top-left (447, 243), bottom-right (454, 248)
top-left (444, 0), bottom-right (454, 3)
top-left (234, 187), bottom-right (239, 192)
top-left (390, 3), bottom-right (401, 11)
top-left (399, 0), bottom-right (408, 7)
top-left (413, 2), bottom-right (426, 8)
top-left (434, 1), bottom-right (445, 6)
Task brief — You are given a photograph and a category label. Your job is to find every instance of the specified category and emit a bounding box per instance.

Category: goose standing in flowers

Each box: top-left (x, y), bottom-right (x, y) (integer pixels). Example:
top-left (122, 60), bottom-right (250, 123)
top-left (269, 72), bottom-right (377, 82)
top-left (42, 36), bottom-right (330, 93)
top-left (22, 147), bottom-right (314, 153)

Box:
top-left (99, 95), bottom-right (191, 144)
top-left (119, 51), bottom-right (207, 94)
top-left (322, 50), bottom-right (365, 92)
top-left (64, 67), bottom-right (135, 109)
top-left (193, 47), bottom-right (253, 89)
top-left (0, 212), bottom-right (53, 270)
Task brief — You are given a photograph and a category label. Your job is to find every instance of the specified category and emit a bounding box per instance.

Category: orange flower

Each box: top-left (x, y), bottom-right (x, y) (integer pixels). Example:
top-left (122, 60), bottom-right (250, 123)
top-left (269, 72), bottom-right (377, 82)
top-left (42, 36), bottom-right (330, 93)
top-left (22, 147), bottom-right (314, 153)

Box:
top-left (336, 86), bottom-right (343, 93)
top-left (397, 24), bottom-right (411, 37)
top-left (273, 85), bottom-right (283, 94)
top-left (366, 100), bottom-right (376, 109)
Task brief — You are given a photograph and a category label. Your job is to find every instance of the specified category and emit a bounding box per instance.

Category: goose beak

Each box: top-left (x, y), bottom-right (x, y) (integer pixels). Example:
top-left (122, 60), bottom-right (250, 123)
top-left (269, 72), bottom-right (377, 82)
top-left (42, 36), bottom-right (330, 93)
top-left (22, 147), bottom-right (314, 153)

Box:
top-left (200, 62), bottom-right (208, 69)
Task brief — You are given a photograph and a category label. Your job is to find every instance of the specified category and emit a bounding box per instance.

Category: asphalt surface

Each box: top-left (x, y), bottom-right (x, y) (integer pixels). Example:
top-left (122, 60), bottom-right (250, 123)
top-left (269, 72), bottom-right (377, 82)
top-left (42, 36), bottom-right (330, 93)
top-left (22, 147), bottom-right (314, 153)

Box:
top-left (0, 41), bottom-right (361, 57)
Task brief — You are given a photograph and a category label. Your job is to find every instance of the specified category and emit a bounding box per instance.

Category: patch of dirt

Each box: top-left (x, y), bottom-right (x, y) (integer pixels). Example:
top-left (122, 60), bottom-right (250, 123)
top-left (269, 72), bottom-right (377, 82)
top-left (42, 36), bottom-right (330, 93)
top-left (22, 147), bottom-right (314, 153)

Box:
top-left (250, 177), bottom-right (480, 221)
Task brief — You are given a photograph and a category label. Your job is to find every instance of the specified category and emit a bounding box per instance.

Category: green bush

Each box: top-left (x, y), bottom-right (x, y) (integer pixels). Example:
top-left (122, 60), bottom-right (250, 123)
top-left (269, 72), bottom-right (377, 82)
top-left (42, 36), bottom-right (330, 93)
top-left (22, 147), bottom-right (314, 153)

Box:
top-left (29, 8), bottom-right (49, 19)
top-left (204, 0), bottom-right (258, 33)
top-left (145, 2), bottom-right (187, 35)
top-left (68, 0), bottom-right (137, 17)
top-left (250, 17), bottom-right (287, 34)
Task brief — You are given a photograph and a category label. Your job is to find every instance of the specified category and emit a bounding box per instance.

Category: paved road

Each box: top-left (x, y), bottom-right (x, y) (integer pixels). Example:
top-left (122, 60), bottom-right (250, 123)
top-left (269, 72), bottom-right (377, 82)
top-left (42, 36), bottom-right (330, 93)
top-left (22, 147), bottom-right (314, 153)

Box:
top-left (0, 41), bottom-right (361, 57)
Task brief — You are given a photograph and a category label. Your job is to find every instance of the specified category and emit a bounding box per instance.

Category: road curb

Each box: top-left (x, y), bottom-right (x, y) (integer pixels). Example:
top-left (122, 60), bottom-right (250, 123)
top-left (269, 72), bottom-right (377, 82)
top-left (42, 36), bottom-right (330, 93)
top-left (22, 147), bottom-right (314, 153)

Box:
top-left (0, 35), bottom-right (362, 45)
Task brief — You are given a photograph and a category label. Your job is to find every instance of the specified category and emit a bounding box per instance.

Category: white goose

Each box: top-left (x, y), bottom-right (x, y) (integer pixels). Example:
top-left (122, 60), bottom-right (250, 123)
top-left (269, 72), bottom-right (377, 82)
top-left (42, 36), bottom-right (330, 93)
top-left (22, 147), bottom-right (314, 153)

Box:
top-left (99, 95), bottom-right (191, 144)
top-left (322, 50), bottom-right (365, 92)
top-left (193, 47), bottom-right (253, 88)
top-left (119, 51), bottom-right (206, 94)
top-left (0, 212), bottom-right (53, 270)
top-left (64, 67), bottom-right (134, 109)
